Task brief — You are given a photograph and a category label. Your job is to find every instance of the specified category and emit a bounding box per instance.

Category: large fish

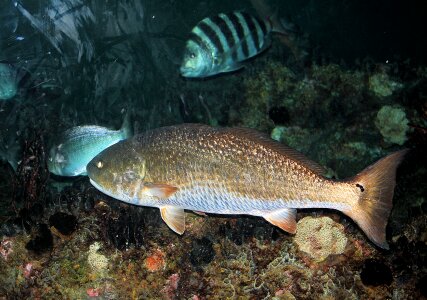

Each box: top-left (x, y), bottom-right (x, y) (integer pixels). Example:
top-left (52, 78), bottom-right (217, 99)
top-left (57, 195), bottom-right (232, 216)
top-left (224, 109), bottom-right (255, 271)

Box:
top-left (48, 114), bottom-right (132, 176)
top-left (180, 12), bottom-right (281, 78)
top-left (87, 124), bottom-right (407, 249)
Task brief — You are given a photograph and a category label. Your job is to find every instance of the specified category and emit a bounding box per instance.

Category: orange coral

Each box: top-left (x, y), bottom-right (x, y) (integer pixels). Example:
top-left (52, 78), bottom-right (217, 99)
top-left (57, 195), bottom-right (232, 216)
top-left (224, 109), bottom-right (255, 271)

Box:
top-left (144, 249), bottom-right (165, 272)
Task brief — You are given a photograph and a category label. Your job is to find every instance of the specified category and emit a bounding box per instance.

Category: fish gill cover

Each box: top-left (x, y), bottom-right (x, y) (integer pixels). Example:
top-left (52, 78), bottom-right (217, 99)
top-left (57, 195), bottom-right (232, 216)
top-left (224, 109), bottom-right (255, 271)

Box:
top-left (0, 0), bottom-right (426, 299)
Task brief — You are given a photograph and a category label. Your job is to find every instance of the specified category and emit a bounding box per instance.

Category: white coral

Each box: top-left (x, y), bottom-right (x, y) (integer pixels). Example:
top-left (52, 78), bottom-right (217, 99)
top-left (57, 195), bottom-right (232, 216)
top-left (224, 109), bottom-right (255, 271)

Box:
top-left (294, 216), bottom-right (348, 262)
top-left (87, 242), bottom-right (108, 273)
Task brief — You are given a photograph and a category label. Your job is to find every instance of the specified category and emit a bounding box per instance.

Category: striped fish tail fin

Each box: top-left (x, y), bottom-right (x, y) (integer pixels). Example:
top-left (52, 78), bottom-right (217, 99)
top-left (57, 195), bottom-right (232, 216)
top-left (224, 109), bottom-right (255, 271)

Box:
top-left (343, 149), bottom-right (408, 249)
top-left (249, 0), bottom-right (306, 60)
top-left (249, 0), bottom-right (285, 35)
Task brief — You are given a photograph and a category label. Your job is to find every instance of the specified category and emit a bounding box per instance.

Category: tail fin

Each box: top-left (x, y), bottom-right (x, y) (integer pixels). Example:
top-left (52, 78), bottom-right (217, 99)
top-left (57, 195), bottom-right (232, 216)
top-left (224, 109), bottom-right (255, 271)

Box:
top-left (344, 149), bottom-right (408, 249)
top-left (120, 110), bottom-right (133, 139)
top-left (249, 0), bottom-right (305, 61)
top-left (250, 0), bottom-right (289, 35)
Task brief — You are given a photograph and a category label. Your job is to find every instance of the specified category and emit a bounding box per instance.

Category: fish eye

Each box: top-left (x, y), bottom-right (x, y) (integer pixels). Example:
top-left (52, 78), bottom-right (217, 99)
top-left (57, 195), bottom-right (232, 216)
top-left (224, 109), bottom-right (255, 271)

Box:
top-left (96, 161), bottom-right (104, 169)
top-left (190, 52), bottom-right (196, 59)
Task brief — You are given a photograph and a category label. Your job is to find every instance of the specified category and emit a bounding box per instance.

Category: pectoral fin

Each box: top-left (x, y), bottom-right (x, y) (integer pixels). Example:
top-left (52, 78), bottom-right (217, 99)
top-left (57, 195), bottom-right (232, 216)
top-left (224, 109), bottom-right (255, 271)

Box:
top-left (160, 206), bottom-right (185, 234)
top-left (264, 208), bottom-right (297, 234)
top-left (141, 183), bottom-right (178, 198)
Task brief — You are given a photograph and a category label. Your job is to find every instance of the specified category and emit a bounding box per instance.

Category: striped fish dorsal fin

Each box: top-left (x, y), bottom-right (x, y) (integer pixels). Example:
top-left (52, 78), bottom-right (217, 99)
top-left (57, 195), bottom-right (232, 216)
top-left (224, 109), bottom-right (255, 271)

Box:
top-left (222, 127), bottom-right (326, 175)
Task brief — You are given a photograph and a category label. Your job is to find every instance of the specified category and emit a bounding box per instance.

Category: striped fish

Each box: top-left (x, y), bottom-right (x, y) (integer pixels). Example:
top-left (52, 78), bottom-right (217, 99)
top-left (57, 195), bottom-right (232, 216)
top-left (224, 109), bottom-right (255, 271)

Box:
top-left (180, 12), bottom-right (275, 78)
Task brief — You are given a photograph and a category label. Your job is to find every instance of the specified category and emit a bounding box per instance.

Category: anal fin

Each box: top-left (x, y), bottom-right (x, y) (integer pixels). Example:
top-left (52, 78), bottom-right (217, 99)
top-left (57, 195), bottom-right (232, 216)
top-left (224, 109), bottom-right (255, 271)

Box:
top-left (160, 206), bottom-right (185, 234)
top-left (264, 208), bottom-right (297, 234)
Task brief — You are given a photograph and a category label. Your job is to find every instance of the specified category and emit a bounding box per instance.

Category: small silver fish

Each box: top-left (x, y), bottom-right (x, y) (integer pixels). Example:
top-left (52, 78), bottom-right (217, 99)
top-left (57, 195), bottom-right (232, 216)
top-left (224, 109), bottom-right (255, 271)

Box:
top-left (0, 63), bottom-right (19, 100)
top-left (48, 113), bottom-right (132, 176)
top-left (180, 12), bottom-right (281, 78)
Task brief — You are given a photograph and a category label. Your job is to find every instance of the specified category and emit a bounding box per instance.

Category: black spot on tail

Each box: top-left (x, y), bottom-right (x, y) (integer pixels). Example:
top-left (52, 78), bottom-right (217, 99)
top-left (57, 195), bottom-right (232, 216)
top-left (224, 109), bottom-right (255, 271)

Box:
top-left (356, 183), bottom-right (365, 192)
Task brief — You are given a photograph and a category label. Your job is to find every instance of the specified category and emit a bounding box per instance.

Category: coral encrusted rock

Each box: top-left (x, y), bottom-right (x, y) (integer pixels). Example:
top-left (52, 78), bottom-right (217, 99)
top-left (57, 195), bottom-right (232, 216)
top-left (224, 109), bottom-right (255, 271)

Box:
top-left (294, 216), bottom-right (348, 262)
top-left (375, 105), bottom-right (409, 145)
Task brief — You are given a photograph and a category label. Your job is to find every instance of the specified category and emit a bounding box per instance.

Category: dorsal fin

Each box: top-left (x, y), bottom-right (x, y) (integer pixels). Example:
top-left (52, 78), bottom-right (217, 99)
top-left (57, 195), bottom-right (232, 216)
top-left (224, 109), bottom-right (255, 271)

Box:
top-left (222, 127), bottom-right (326, 175)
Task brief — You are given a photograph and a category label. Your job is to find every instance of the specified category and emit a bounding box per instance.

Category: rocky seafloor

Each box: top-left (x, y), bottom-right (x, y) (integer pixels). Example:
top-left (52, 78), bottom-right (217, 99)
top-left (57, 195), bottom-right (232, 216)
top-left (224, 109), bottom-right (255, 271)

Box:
top-left (0, 58), bottom-right (426, 299)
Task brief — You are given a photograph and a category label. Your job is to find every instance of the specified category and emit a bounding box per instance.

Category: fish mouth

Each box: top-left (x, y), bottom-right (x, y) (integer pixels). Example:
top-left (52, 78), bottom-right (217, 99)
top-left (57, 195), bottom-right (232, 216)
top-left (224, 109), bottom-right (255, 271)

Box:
top-left (89, 178), bottom-right (129, 203)
top-left (89, 178), bottom-right (113, 198)
top-left (179, 65), bottom-right (199, 78)
top-left (89, 178), bottom-right (103, 192)
top-left (179, 66), bottom-right (192, 77)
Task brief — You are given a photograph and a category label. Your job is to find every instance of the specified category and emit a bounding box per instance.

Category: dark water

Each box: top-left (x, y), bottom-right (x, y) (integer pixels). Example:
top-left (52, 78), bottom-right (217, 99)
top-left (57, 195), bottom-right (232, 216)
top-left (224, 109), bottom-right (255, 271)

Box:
top-left (0, 1), bottom-right (426, 299)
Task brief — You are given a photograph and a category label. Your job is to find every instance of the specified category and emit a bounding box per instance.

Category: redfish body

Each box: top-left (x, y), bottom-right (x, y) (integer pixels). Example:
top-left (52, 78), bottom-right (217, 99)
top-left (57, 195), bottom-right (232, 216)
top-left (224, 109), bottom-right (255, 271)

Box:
top-left (87, 124), bottom-right (407, 249)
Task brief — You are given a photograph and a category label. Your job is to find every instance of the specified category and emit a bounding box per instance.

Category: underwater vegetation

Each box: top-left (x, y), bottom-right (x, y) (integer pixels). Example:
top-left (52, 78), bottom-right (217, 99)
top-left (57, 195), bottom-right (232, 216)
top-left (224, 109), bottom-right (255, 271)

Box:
top-left (375, 105), bottom-right (409, 146)
top-left (0, 0), bottom-right (426, 299)
top-left (0, 65), bottom-right (424, 299)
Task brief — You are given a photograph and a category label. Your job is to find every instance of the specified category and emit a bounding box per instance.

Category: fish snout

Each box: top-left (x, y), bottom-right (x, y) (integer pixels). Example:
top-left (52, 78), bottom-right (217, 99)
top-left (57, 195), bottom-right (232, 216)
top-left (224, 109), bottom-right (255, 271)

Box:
top-left (179, 64), bottom-right (196, 78)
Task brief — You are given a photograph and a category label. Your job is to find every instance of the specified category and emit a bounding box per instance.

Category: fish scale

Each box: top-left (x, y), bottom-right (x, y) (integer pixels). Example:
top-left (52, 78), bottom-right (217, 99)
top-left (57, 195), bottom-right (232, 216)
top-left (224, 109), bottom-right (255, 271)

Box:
top-left (87, 124), bottom-right (407, 249)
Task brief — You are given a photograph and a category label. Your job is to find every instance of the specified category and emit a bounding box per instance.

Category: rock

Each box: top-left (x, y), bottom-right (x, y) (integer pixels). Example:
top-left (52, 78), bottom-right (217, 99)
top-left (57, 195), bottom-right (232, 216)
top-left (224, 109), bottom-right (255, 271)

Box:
top-left (106, 207), bottom-right (145, 250)
top-left (417, 274), bottom-right (427, 297)
top-left (269, 106), bottom-right (290, 125)
top-left (25, 223), bottom-right (53, 254)
top-left (220, 218), bottom-right (273, 245)
top-left (360, 259), bottom-right (393, 286)
top-left (190, 237), bottom-right (215, 267)
top-left (49, 212), bottom-right (77, 235)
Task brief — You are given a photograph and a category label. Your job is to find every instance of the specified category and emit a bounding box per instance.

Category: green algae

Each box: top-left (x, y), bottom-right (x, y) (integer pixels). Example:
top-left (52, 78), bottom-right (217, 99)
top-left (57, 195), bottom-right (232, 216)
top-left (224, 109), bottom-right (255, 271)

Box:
top-left (375, 105), bottom-right (410, 145)
top-left (369, 72), bottom-right (403, 98)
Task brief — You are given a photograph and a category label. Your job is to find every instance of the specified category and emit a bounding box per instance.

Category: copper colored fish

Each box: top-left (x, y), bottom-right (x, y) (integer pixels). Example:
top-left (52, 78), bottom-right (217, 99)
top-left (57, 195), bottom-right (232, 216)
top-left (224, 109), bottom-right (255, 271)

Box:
top-left (87, 124), bottom-right (407, 249)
